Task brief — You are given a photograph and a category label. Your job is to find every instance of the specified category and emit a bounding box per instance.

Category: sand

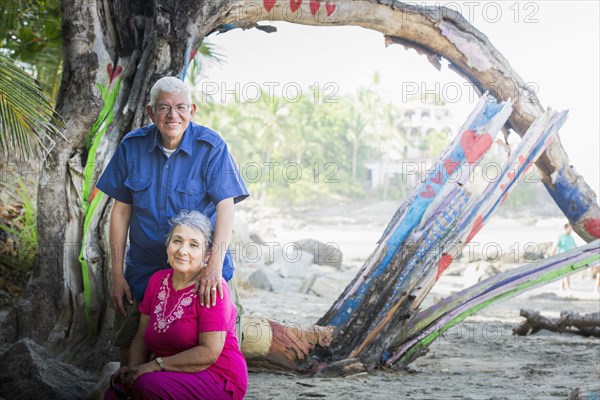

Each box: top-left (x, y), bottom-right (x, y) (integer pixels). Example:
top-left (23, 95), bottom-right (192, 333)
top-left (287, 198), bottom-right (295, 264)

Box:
top-left (236, 202), bottom-right (600, 400)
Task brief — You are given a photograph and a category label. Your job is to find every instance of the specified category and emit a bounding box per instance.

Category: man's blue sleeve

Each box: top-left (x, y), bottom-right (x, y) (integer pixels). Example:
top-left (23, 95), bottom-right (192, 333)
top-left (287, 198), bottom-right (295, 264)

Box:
top-left (206, 143), bottom-right (249, 205)
top-left (96, 143), bottom-right (133, 204)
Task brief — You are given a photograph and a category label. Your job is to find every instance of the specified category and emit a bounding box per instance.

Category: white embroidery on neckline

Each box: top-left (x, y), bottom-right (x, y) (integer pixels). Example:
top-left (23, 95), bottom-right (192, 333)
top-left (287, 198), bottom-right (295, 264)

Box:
top-left (153, 275), bottom-right (196, 333)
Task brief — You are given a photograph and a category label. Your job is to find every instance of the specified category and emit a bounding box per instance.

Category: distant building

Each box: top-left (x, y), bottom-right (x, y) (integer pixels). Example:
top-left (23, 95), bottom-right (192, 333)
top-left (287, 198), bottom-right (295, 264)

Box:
top-left (366, 100), bottom-right (459, 189)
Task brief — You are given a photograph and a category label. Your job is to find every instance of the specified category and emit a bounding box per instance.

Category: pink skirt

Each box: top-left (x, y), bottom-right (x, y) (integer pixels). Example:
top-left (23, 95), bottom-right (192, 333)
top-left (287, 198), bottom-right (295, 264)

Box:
top-left (104, 370), bottom-right (234, 400)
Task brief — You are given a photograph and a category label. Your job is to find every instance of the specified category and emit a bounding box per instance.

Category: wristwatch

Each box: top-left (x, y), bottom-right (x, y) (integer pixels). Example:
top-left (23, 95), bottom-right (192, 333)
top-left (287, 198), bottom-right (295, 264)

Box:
top-left (155, 357), bottom-right (165, 371)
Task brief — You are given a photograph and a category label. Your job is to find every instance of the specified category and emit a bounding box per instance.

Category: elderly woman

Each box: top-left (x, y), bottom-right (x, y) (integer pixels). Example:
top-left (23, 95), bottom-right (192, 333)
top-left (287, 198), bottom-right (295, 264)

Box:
top-left (105, 210), bottom-right (247, 400)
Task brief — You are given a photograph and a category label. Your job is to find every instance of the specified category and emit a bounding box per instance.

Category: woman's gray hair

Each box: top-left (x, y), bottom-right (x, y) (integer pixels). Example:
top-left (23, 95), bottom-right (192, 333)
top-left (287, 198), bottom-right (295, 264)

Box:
top-left (149, 77), bottom-right (192, 107)
top-left (166, 210), bottom-right (213, 247)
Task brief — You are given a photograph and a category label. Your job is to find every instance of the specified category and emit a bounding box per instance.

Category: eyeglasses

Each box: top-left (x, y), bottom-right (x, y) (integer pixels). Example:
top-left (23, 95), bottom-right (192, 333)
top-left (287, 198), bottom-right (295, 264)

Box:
top-left (153, 104), bottom-right (192, 115)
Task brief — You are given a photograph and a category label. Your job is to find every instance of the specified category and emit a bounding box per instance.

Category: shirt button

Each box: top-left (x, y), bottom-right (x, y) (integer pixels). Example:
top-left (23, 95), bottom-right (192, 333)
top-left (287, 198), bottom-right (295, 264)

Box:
top-left (165, 164), bottom-right (169, 169)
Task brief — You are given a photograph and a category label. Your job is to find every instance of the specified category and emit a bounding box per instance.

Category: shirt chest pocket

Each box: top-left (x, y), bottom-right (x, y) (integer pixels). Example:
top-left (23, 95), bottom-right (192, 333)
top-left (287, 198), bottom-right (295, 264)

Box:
top-left (124, 175), bottom-right (153, 209)
top-left (175, 179), bottom-right (206, 210)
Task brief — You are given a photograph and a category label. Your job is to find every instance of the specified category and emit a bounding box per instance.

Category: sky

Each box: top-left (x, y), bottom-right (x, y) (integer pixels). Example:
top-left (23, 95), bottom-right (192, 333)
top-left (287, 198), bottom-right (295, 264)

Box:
top-left (200, 1), bottom-right (600, 195)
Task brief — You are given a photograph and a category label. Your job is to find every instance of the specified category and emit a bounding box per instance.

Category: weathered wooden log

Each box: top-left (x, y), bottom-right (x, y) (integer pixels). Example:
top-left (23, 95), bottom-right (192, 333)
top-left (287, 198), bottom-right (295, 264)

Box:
top-left (388, 240), bottom-right (600, 366)
top-left (557, 310), bottom-right (600, 329)
top-left (383, 111), bottom-right (569, 357)
top-left (371, 111), bottom-right (570, 367)
top-left (513, 308), bottom-right (600, 338)
top-left (241, 316), bottom-right (333, 373)
top-left (319, 94), bottom-right (512, 338)
top-left (318, 107), bottom-right (567, 370)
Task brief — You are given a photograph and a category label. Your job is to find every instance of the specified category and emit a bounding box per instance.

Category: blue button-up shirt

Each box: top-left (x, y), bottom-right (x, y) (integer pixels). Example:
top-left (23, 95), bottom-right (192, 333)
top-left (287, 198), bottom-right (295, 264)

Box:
top-left (97, 122), bottom-right (249, 300)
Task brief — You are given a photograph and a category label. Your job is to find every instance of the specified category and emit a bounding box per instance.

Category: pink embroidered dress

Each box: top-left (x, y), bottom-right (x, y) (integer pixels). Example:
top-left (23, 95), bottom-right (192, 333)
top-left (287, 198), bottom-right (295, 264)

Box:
top-left (138, 268), bottom-right (247, 399)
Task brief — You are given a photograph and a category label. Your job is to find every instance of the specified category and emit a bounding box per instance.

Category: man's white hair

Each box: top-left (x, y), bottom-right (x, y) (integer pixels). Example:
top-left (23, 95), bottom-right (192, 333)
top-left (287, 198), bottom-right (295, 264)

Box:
top-left (150, 76), bottom-right (192, 107)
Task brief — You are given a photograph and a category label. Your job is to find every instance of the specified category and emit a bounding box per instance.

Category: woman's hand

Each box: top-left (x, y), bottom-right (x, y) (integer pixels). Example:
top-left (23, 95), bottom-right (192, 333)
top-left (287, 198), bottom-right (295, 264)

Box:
top-left (113, 366), bottom-right (131, 384)
top-left (122, 361), bottom-right (159, 387)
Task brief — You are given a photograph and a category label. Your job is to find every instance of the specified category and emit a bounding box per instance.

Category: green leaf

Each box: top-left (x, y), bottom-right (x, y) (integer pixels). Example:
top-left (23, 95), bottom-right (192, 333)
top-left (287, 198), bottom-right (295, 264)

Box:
top-left (0, 52), bottom-right (65, 159)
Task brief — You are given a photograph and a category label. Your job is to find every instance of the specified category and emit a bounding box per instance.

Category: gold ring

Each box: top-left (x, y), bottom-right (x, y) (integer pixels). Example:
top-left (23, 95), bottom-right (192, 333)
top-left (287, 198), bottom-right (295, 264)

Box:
top-left (211, 288), bottom-right (216, 291)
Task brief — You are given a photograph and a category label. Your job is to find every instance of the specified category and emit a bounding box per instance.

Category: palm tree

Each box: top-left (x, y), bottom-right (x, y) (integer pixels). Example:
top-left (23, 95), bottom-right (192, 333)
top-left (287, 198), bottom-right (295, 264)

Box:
top-left (1, 0), bottom-right (63, 100)
top-left (0, 53), bottom-right (65, 160)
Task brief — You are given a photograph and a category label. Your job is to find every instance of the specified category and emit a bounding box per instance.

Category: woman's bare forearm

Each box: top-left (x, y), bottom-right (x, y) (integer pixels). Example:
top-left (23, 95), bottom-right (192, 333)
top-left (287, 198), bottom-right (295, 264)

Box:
top-left (159, 331), bottom-right (226, 373)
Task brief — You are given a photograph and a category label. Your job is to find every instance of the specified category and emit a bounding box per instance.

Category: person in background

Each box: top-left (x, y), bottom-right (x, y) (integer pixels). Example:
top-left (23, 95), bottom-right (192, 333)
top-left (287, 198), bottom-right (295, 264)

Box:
top-left (592, 264), bottom-right (600, 293)
top-left (550, 222), bottom-right (577, 291)
top-left (104, 210), bottom-right (247, 400)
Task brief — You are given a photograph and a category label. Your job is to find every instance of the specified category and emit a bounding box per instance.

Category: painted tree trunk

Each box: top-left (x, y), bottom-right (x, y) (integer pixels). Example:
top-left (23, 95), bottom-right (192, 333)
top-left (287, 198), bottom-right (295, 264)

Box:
top-left (12, 0), bottom-right (230, 369)
top-left (318, 95), bottom-right (513, 356)
top-left (315, 104), bottom-right (568, 372)
top-left (7, 0), bottom-right (599, 374)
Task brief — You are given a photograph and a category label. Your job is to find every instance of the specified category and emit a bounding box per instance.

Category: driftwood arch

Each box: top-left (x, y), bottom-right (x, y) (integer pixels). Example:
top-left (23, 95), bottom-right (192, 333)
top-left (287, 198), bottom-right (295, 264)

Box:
top-left (218, 0), bottom-right (598, 241)
top-left (6, 0), bottom-right (598, 375)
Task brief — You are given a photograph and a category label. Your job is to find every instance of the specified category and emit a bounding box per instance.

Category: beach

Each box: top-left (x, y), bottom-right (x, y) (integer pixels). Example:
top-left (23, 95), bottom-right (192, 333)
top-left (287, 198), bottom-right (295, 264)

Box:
top-left (236, 201), bottom-right (600, 399)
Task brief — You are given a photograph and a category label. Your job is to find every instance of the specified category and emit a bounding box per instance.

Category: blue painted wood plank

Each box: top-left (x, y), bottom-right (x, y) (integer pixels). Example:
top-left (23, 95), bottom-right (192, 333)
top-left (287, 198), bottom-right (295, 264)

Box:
top-left (325, 95), bottom-right (513, 327)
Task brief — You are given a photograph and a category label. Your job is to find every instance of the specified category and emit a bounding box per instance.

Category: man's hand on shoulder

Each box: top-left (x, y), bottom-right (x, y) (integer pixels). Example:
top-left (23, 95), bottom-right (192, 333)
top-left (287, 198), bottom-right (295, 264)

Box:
top-left (195, 257), bottom-right (223, 308)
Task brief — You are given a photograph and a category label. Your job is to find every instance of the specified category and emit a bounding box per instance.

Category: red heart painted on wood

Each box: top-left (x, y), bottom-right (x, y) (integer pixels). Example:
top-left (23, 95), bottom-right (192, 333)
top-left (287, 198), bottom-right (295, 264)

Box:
top-left (309, 0), bottom-right (320, 14)
top-left (114, 66), bottom-right (123, 80)
top-left (430, 170), bottom-right (443, 184)
top-left (325, 1), bottom-right (336, 15)
top-left (584, 217), bottom-right (600, 238)
top-left (290, 0), bottom-right (302, 13)
top-left (465, 215), bottom-right (484, 244)
top-left (500, 183), bottom-right (507, 191)
top-left (461, 130), bottom-right (492, 164)
top-left (436, 253), bottom-right (453, 280)
top-left (518, 156), bottom-right (534, 174)
top-left (507, 171), bottom-right (515, 181)
top-left (444, 159), bottom-right (459, 175)
top-left (420, 184), bottom-right (435, 198)
top-left (107, 63), bottom-right (122, 84)
top-left (264, 0), bottom-right (276, 12)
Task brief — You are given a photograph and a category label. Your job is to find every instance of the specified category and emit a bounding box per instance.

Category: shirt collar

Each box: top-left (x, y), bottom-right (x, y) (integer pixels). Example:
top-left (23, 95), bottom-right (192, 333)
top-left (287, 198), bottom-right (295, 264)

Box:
top-left (148, 124), bottom-right (193, 156)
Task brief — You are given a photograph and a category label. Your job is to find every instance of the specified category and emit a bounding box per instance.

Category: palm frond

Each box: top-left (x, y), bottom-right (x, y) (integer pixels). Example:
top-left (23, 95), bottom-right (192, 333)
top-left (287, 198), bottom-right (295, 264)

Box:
top-left (0, 52), bottom-right (65, 159)
top-left (198, 41), bottom-right (225, 64)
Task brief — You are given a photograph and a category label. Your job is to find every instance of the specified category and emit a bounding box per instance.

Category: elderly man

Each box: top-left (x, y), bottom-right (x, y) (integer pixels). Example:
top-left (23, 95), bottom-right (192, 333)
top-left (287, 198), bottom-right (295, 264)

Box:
top-left (97, 76), bottom-right (248, 364)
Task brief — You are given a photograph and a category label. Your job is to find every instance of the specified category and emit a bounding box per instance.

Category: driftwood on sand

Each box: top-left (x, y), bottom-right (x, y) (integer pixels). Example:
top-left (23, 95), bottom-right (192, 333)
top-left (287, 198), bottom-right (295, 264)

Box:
top-left (513, 309), bottom-right (600, 338)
